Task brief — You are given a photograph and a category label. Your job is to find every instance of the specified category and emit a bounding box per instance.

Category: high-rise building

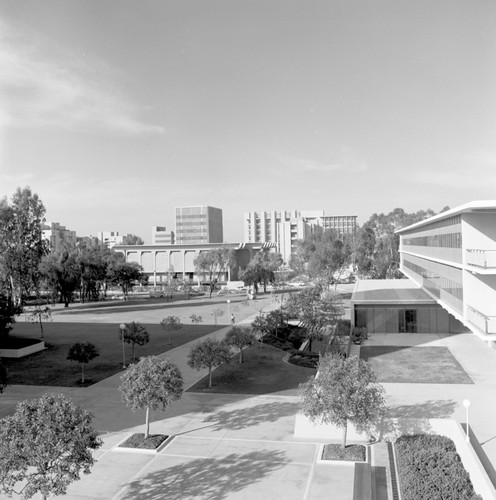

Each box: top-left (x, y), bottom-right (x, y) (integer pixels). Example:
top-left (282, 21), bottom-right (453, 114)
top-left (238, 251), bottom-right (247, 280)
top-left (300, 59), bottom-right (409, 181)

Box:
top-left (42, 222), bottom-right (77, 252)
top-left (175, 206), bottom-right (223, 245)
top-left (152, 226), bottom-right (175, 245)
top-left (243, 210), bottom-right (357, 262)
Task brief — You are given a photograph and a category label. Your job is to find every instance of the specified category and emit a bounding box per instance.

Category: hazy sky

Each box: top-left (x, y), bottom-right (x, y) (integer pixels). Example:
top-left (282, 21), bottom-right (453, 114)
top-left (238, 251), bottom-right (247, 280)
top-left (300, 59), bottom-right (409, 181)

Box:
top-left (1, 0), bottom-right (495, 243)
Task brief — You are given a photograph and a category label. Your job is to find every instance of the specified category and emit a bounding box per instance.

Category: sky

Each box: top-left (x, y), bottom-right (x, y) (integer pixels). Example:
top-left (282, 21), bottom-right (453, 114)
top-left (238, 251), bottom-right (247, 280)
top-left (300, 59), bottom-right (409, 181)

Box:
top-left (1, 0), bottom-right (495, 243)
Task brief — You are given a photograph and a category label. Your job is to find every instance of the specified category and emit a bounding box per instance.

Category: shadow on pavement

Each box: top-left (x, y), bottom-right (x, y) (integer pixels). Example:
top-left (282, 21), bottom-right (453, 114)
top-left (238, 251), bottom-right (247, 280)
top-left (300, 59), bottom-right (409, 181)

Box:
top-left (203, 401), bottom-right (299, 431)
top-left (119, 450), bottom-right (288, 500)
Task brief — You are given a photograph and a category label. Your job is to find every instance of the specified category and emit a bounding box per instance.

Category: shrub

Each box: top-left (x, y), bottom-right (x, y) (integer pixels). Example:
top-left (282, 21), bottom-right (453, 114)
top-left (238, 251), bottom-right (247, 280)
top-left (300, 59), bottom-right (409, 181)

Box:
top-left (395, 434), bottom-right (480, 500)
top-left (335, 320), bottom-right (351, 337)
top-left (288, 350), bottom-right (320, 369)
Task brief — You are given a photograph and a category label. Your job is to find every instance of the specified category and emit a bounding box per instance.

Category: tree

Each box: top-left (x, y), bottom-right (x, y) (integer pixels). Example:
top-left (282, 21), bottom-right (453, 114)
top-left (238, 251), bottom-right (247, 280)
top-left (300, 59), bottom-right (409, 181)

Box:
top-left (0, 293), bottom-right (22, 341)
top-left (122, 234), bottom-right (144, 245)
top-left (210, 308), bottom-right (225, 326)
top-left (119, 356), bottom-right (183, 438)
top-left (190, 314), bottom-right (203, 324)
top-left (0, 187), bottom-right (48, 305)
top-left (194, 248), bottom-right (235, 298)
top-left (187, 338), bottom-right (232, 387)
top-left (286, 287), bottom-right (343, 351)
top-left (0, 393), bottom-right (101, 500)
top-left (160, 316), bottom-right (182, 345)
top-left (67, 342), bottom-right (100, 383)
top-left (107, 261), bottom-right (144, 299)
top-left (239, 251), bottom-right (283, 294)
top-left (122, 322), bottom-right (150, 360)
top-left (300, 354), bottom-right (386, 448)
top-left (225, 326), bottom-right (256, 363)
top-left (27, 305), bottom-right (52, 339)
top-left (0, 362), bottom-right (7, 393)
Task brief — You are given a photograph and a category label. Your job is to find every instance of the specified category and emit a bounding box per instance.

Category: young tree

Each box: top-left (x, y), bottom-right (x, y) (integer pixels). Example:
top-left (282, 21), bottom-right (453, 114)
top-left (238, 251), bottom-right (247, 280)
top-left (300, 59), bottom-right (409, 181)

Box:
top-left (160, 316), bottom-right (182, 345)
top-left (187, 338), bottom-right (232, 387)
top-left (194, 248), bottom-right (235, 298)
top-left (300, 354), bottom-right (386, 448)
top-left (119, 356), bottom-right (183, 438)
top-left (122, 322), bottom-right (150, 360)
top-left (0, 393), bottom-right (101, 500)
top-left (27, 305), bottom-right (52, 339)
top-left (67, 342), bottom-right (100, 383)
top-left (190, 314), bottom-right (203, 324)
top-left (225, 326), bottom-right (256, 363)
top-left (210, 308), bottom-right (225, 326)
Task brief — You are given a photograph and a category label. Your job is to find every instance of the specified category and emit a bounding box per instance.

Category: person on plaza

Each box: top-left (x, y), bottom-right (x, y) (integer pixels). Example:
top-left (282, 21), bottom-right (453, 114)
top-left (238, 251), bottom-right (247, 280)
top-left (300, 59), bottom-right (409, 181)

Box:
top-left (231, 313), bottom-right (236, 325)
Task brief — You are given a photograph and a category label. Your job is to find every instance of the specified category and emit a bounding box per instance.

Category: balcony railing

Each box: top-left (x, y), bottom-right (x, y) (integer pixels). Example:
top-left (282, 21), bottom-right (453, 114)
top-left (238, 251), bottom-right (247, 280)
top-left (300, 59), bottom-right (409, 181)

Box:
top-left (466, 249), bottom-right (496, 269)
top-left (467, 306), bottom-right (496, 334)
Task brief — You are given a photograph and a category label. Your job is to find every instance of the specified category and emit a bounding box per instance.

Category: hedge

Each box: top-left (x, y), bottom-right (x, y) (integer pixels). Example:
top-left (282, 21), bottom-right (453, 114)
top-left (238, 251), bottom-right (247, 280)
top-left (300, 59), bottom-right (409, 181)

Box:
top-left (395, 434), bottom-right (482, 500)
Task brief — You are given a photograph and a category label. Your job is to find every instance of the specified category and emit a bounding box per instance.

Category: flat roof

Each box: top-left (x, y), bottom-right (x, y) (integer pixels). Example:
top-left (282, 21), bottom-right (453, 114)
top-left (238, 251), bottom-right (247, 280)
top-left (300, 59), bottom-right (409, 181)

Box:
top-left (352, 279), bottom-right (436, 304)
top-left (396, 200), bottom-right (496, 234)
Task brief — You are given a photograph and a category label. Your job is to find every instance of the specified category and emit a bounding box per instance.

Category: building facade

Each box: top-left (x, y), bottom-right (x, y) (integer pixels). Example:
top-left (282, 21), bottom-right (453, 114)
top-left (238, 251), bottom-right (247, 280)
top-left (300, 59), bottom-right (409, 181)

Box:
top-left (175, 206), bottom-right (223, 245)
top-left (352, 201), bottom-right (496, 346)
top-left (42, 222), bottom-right (77, 252)
top-left (152, 226), bottom-right (175, 245)
top-left (114, 242), bottom-right (276, 285)
top-left (243, 210), bottom-right (357, 262)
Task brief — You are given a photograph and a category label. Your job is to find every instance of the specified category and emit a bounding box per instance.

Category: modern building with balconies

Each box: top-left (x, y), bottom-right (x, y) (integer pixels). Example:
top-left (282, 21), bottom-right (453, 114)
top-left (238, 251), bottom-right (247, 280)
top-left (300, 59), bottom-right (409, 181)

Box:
top-left (351, 201), bottom-right (496, 347)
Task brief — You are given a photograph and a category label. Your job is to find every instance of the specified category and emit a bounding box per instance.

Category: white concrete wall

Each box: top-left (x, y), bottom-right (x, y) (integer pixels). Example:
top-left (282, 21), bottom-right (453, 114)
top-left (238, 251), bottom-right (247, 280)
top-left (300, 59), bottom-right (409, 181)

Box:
top-left (463, 213), bottom-right (496, 254)
top-left (464, 271), bottom-right (496, 319)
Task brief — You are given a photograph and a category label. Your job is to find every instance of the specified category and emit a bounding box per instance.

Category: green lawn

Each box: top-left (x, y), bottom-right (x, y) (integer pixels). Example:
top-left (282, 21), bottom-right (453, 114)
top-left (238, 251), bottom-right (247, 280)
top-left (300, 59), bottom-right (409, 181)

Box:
top-left (187, 344), bottom-right (316, 395)
top-left (360, 346), bottom-right (473, 384)
top-left (2, 322), bottom-right (218, 387)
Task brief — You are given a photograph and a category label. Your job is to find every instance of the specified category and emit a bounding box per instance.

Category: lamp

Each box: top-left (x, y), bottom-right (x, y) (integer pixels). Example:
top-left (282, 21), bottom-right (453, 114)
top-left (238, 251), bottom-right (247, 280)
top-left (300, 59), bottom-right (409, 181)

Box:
top-left (119, 323), bottom-right (127, 369)
top-left (227, 299), bottom-right (231, 325)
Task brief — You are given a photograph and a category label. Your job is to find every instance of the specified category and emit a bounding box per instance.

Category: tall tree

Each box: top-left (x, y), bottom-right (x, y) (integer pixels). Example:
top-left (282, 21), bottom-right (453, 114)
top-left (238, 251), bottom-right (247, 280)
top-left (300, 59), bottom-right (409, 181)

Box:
top-left (194, 248), bottom-right (235, 298)
top-left (239, 251), bottom-right (283, 293)
top-left (187, 338), bottom-right (231, 387)
top-left (0, 187), bottom-right (48, 305)
top-left (0, 394), bottom-right (101, 500)
top-left (300, 354), bottom-right (386, 448)
top-left (119, 356), bottom-right (183, 439)
top-left (107, 261), bottom-right (145, 299)
top-left (286, 287), bottom-right (343, 351)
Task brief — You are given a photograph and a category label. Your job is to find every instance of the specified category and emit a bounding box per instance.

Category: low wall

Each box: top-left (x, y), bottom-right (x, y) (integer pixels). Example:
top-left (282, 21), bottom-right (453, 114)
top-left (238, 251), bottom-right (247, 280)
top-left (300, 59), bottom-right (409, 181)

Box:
top-left (0, 340), bottom-right (45, 358)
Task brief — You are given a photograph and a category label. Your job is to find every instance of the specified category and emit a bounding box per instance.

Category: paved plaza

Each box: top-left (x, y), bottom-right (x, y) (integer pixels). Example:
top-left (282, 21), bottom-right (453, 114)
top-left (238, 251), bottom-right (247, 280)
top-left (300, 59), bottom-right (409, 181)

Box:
top-left (1, 294), bottom-right (496, 499)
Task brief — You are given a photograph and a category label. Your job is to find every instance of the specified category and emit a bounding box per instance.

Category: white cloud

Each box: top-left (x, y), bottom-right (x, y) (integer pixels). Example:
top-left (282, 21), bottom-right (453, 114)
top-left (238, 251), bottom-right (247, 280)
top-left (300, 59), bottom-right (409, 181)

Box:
top-left (0, 19), bottom-right (164, 135)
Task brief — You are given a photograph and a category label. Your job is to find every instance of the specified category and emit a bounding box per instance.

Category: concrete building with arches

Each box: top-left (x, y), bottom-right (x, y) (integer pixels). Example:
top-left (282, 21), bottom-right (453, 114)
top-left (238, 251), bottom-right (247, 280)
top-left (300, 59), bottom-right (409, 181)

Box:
top-left (114, 241), bottom-right (277, 286)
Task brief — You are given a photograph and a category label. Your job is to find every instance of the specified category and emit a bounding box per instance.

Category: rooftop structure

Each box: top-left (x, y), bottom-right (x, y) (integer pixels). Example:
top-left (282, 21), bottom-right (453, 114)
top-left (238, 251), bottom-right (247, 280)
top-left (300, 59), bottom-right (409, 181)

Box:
top-left (42, 222), bottom-right (77, 252)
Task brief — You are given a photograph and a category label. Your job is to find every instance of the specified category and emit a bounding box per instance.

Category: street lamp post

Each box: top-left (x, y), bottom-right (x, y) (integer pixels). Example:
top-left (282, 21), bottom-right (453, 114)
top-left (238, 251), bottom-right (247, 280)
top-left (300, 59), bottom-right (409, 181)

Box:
top-left (463, 399), bottom-right (471, 442)
top-left (119, 323), bottom-right (127, 369)
top-left (227, 300), bottom-right (231, 325)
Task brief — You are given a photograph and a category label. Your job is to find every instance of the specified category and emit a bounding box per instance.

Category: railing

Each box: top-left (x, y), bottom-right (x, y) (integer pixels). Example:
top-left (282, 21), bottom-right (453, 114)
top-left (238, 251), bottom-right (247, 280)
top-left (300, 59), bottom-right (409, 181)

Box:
top-left (466, 249), bottom-right (496, 269)
top-left (467, 306), bottom-right (496, 334)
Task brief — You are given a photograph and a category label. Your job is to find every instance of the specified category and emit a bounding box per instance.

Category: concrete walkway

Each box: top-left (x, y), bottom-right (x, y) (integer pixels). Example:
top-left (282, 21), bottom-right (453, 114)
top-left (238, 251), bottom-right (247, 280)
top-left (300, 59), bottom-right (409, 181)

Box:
top-left (3, 298), bottom-right (496, 499)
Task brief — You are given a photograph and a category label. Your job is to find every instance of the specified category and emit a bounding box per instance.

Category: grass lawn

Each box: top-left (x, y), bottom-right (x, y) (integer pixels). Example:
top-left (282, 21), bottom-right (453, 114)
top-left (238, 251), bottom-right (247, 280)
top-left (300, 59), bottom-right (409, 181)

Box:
top-left (360, 346), bottom-right (473, 384)
top-left (187, 344), bottom-right (316, 395)
top-left (2, 322), bottom-right (218, 387)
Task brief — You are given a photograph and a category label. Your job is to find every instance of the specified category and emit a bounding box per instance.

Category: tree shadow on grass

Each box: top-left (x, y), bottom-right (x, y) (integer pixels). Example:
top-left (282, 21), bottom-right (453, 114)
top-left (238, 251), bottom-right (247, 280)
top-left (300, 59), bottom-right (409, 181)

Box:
top-left (372, 399), bottom-right (458, 442)
top-left (203, 401), bottom-right (299, 431)
top-left (121, 450), bottom-right (288, 500)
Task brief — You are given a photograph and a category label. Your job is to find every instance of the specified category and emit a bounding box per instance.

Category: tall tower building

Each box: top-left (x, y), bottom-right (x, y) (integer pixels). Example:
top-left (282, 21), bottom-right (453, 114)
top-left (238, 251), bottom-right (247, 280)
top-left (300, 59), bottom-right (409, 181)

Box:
top-left (175, 206), bottom-right (223, 245)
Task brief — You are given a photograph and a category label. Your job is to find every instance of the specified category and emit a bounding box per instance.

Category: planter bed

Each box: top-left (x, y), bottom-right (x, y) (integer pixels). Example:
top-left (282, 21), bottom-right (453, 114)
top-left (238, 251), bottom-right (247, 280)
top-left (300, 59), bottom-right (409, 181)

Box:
top-left (117, 433), bottom-right (171, 452)
top-left (0, 337), bottom-right (45, 358)
top-left (395, 434), bottom-right (481, 500)
top-left (320, 443), bottom-right (367, 463)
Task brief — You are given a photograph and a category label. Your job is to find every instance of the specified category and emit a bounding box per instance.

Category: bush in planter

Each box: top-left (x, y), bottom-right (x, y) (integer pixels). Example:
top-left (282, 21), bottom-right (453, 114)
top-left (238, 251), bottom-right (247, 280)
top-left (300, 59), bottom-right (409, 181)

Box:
top-left (335, 320), bottom-right (351, 337)
top-left (395, 434), bottom-right (481, 500)
top-left (351, 326), bottom-right (367, 345)
top-left (288, 349), bottom-right (320, 369)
